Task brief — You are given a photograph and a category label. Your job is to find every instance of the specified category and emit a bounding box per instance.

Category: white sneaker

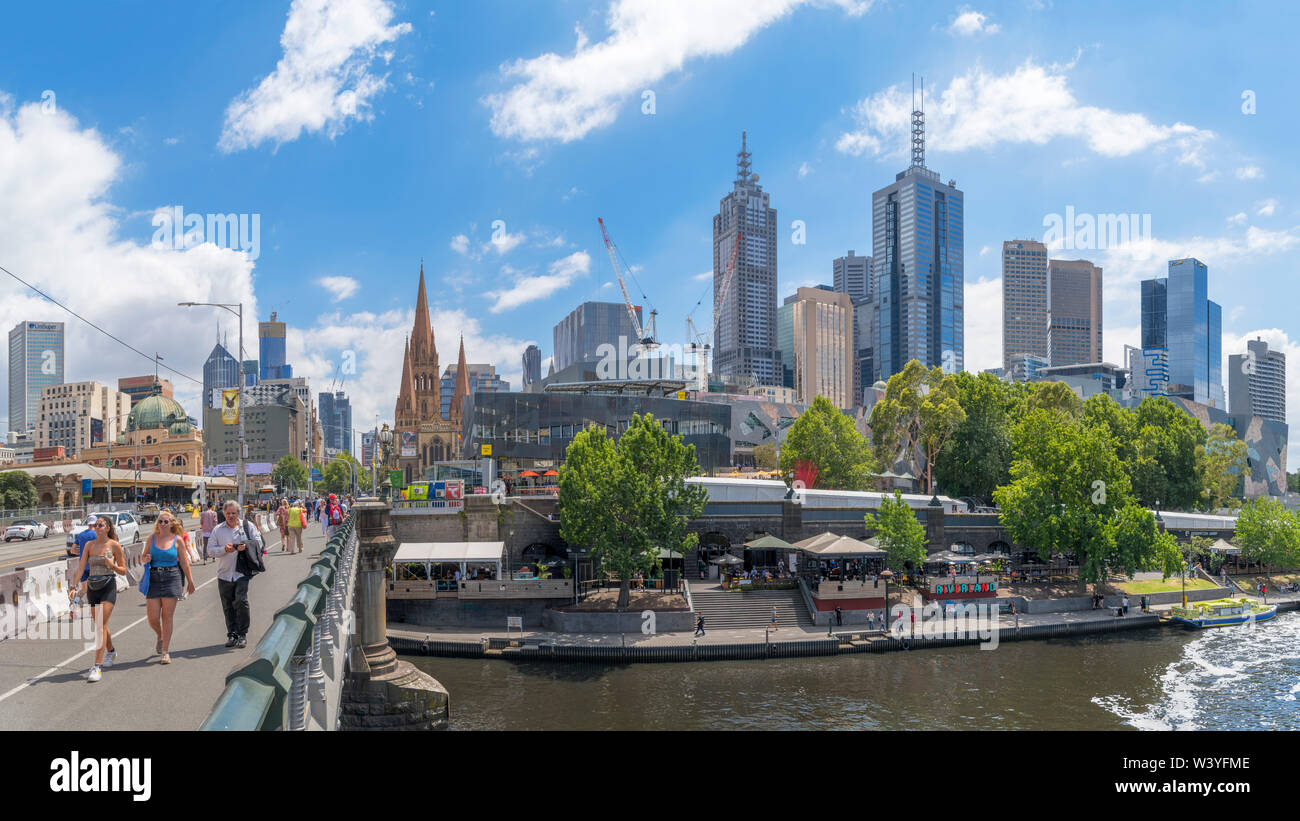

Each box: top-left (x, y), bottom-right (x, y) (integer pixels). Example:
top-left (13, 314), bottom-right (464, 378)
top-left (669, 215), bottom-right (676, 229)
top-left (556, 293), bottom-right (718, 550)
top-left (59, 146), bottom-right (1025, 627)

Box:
top-left (87, 666), bottom-right (102, 682)
top-left (102, 651), bottom-right (116, 667)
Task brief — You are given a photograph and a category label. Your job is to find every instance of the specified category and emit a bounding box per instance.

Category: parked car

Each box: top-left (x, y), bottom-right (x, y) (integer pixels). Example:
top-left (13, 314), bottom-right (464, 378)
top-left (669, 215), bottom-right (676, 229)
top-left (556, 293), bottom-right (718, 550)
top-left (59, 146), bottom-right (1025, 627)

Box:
top-left (66, 510), bottom-right (141, 556)
top-left (5, 520), bottom-right (50, 542)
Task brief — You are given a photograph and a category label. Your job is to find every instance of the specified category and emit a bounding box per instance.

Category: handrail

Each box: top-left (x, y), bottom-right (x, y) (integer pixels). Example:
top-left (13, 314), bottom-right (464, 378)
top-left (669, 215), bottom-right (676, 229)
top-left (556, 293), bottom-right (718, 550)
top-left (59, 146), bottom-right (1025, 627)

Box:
top-left (201, 514), bottom-right (357, 731)
top-left (680, 574), bottom-right (694, 613)
top-left (796, 577), bottom-right (820, 625)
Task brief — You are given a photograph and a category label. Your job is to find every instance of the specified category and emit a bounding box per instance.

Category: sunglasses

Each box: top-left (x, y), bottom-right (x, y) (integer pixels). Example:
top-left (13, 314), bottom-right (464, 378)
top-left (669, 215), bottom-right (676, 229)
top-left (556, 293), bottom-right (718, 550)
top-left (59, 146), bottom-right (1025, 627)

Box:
top-left (94, 523), bottom-right (107, 529)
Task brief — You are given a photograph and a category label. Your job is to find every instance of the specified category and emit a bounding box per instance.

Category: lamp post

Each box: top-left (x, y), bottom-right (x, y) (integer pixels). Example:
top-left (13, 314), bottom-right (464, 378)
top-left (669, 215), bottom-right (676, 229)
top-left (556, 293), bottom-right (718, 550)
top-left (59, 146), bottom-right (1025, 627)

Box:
top-left (179, 301), bottom-right (245, 508)
top-left (880, 569), bottom-right (894, 635)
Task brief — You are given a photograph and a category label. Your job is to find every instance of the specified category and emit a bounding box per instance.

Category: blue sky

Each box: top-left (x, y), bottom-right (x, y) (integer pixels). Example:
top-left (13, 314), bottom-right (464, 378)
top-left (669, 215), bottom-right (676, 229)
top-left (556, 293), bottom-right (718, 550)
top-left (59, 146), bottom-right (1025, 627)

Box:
top-left (0, 0), bottom-right (1297, 462)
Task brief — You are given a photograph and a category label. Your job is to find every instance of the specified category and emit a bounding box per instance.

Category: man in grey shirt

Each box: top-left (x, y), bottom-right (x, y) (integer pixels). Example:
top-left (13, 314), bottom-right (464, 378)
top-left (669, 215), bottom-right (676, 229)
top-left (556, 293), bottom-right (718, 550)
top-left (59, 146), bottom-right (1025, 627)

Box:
top-left (209, 500), bottom-right (264, 649)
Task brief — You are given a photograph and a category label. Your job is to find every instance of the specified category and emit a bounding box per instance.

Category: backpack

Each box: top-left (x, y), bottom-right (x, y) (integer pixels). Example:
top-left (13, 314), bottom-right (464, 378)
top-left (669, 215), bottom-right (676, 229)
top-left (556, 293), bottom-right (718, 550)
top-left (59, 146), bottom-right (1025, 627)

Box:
top-left (328, 505), bottom-right (342, 526)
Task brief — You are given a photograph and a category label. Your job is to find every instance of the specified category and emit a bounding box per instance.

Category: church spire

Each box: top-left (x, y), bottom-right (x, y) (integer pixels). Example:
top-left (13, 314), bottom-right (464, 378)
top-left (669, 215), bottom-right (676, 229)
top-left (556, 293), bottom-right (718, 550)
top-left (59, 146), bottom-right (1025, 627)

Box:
top-left (411, 264), bottom-right (436, 361)
top-left (450, 336), bottom-right (470, 423)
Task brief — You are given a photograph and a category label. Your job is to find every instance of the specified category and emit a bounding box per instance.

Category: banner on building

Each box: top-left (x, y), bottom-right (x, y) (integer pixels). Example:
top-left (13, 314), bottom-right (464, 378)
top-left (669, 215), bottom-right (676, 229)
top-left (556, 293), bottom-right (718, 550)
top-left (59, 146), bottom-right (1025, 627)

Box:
top-left (81, 478), bottom-right (92, 497)
top-left (221, 389), bottom-right (240, 425)
top-left (400, 431), bottom-right (416, 457)
top-left (402, 480), bottom-right (463, 512)
top-left (389, 469), bottom-right (404, 489)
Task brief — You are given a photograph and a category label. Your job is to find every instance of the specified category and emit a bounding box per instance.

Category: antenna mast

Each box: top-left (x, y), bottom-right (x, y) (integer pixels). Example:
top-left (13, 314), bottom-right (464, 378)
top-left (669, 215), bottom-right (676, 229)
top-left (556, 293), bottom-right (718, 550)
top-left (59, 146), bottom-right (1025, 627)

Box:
top-left (911, 74), bottom-right (926, 168)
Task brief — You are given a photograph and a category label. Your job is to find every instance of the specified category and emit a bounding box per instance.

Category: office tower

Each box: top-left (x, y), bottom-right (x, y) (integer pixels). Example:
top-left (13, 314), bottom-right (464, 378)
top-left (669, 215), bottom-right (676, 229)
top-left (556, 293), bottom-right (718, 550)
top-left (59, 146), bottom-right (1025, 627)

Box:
top-left (1048, 259), bottom-right (1103, 366)
top-left (242, 360), bottom-right (259, 387)
top-left (1229, 337), bottom-right (1286, 424)
top-left (833, 251), bottom-right (872, 301)
top-left (552, 302), bottom-right (642, 372)
top-left (1140, 258), bottom-right (1223, 407)
top-left (777, 287), bottom-right (854, 407)
top-left (441, 362), bottom-right (508, 419)
top-left (36, 381), bottom-right (131, 457)
top-left (1002, 241), bottom-right (1048, 373)
top-left (118, 376), bottom-right (175, 407)
top-left (202, 337), bottom-right (241, 411)
top-left (871, 85), bottom-right (964, 382)
top-left (8, 321), bottom-right (65, 433)
top-left (258, 312), bottom-right (292, 380)
top-left (853, 295), bottom-right (873, 405)
top-left (1007, 353), bottom-right (1050, 383)
top-left (522, 344), bottom-right (542, 388)
top-left (318, 390), bottom-right (353, 455)
top-left (714, 132), bottom-right (781, 387)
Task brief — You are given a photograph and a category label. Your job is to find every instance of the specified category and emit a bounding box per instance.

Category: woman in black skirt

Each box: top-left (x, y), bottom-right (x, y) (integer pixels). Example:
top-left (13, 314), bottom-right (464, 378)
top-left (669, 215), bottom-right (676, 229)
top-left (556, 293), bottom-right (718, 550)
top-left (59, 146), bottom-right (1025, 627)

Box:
top-left (69, 516), bottom-right (124, 682)
top-left (142, 512), bottom-right (196, 664)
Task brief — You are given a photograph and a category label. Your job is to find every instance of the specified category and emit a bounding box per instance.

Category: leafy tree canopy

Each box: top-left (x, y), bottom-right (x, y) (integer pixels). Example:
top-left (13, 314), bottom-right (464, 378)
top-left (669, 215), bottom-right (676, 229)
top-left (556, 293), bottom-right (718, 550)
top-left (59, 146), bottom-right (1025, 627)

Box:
top-left (780, 395), bottom-right (874, 490)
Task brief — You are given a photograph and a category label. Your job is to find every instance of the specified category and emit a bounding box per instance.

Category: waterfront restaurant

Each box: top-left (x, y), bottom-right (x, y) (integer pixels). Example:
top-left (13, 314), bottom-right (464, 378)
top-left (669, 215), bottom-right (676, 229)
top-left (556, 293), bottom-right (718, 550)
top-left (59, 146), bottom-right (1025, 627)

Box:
top-left (921, 550), bottom-right (1000, 604)
top-left (795, 533), bottom-right (889, 625)
top-left (391, 541), bottom-right (506, 587)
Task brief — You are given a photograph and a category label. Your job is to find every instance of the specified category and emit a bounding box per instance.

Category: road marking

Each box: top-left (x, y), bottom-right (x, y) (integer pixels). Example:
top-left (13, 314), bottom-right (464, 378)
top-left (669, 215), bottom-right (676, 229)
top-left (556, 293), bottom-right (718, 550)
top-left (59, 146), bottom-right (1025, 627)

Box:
top-left (0, 551), bottom-right (68, 569)
top-left (0, 529), bottom-right (285, 706)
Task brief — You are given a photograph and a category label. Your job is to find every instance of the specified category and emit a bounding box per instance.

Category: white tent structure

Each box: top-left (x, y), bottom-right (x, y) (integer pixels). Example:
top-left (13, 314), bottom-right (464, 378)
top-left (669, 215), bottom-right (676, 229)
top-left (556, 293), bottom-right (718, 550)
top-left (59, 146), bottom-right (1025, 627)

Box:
top-left (391, 541), bottom-right (505, 579)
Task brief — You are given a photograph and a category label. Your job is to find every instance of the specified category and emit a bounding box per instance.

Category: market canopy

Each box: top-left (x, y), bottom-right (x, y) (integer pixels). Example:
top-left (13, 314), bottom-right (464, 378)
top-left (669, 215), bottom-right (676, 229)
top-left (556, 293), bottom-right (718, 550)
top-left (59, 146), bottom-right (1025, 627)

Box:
top-left (392, 542), bottom-right (505, 565)
top-left (925, 550), bottom-right (999, 564)
top-left (1208, 538), bottom-right (1241, 555)
top-left (798, 533), bottom-right (886, 558)
top-left (744, 534), bottom-right (796, 551)
top-left (793, 532), bottom-right (839, 551)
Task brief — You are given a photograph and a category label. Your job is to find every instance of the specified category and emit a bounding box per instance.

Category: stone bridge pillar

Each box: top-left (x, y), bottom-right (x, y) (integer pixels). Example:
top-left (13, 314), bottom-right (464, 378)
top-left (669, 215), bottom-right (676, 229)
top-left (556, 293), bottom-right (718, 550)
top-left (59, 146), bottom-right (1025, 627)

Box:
top-left (342, 498), bottom-right (449, 730)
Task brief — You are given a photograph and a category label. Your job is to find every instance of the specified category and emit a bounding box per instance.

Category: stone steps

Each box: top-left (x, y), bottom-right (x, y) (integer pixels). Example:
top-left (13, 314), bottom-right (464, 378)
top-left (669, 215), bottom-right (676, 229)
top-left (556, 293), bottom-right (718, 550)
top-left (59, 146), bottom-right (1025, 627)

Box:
top-left (690, 589), bottom-right (812, 630)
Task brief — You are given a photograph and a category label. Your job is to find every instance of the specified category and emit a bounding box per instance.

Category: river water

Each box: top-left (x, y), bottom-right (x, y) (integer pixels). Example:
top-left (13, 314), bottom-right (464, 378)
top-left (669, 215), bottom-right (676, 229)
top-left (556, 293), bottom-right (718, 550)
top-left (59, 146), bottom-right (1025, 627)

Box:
top-left (404, 612), bottom-right (1300, 731)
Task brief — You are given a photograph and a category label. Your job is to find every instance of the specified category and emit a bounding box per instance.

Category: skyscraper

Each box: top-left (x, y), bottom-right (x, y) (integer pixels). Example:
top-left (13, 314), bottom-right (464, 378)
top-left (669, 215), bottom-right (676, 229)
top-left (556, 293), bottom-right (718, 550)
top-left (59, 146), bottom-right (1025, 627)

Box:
top-left (318, 390), bottom-right (353, 455)
top-left (714, 132), bottom-right (781, 387)
top-left (8, 321), bottom-right (64, 433)
top-left (552, 302), bottom-right (641, 372)
top-left (522, 344), bottom-right (541, 388)
top-left (440, 361), bottom-right (508, 419)
top-left (871, 86), bottom-right (964, 382)
top-left (1048, 259), bottom-right (1103, 366)
top-left (1001, 240), bottom-right (1048, 373)
top-left (777, 287), bottom-right (854, 408)
top-left (832, 251), bottom-right (871, 301)
top-left (1140, 258), bottom-right (1223, 407)
top-left (201, 337), bottom-right (240, 412)
top-left (1229, 338), bottom-right (1286, 424)
top-left (258, 312), bottom-right (292, 380)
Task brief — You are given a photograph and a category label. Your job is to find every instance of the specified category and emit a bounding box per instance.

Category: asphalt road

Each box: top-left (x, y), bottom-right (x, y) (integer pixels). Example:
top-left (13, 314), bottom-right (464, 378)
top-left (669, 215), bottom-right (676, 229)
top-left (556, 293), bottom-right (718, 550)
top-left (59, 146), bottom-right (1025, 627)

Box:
top-left (0, 523), bottom-right (334, 730)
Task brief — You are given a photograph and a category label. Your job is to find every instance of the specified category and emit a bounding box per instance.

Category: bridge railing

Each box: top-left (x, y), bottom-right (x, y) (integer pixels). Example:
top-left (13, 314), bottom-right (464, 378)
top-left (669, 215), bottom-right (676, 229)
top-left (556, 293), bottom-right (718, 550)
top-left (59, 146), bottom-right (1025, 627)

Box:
top-left (201, 514), bottom-right (359, 731)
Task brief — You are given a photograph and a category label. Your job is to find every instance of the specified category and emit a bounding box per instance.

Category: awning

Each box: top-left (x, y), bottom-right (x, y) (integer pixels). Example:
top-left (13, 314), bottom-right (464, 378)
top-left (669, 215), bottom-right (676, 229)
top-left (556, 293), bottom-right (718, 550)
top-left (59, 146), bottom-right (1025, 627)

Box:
top-left (744, 534), bottom-right (796, 551)
top-left (1209, 538), bottom-right (1241, 555)
top-left (392, 542), bottom-right (505, 564)
top-left (800, 534), bottom-right (886, 557)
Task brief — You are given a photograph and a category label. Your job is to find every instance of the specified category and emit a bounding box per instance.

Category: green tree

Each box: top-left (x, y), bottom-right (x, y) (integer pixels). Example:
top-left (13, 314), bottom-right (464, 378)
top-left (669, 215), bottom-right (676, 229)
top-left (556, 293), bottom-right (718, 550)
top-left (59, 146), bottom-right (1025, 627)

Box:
top-left (864, 490), bottom-right (928, 572)
top-left (752, 442), bottom-right (778, 470)
top-left (779, 395), bottom-right (874, 490)
top-left (0, 471), bottom-right (39, 510)
top-left (1289, 471), bottom-right (1299, 493)
top-left (1082, 394), bottom-right (1137, 465)
top-left (1196, 423), bottom-right (1247, 511)
top-left (869, 360), bottom-right (964, 493)
top-left (1127, 397), bottom-right (1204, 510)
top-left (933, 371), bottom-right (1013, 505)
top-left (319, 453), bottom-right (361, 496)
top-left (558, 413), bottom-right (707, 608)
top-left (993, 409), bottom-right (1135, 587)
top-left (1024, 381), bottom-right (1084, 419)
top-left (1234, 496), bottom-right (1300, 584)
top-left (272, 454), bottom-right (309, 493)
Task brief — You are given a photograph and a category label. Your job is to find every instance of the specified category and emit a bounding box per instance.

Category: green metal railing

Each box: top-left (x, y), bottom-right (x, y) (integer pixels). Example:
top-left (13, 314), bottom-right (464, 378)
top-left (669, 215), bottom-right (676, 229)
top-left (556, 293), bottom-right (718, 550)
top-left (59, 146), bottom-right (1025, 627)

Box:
top-left (201, 515), bottom-right (355, 731)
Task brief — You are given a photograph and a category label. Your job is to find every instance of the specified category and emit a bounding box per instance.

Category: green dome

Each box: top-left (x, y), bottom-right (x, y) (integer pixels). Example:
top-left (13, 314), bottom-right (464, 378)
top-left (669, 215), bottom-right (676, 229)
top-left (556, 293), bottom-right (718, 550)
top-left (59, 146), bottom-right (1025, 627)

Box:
top-left (128, 394), bottom-right (191, 434)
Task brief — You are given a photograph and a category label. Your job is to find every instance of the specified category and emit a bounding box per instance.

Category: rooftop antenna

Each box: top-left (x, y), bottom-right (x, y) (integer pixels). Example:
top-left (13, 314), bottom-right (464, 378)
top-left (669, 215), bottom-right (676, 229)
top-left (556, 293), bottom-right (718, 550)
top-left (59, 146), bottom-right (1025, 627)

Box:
top-left (736, 131), bottom-right (752, 183)
top-left (911, 73), bottom-right (926, 169)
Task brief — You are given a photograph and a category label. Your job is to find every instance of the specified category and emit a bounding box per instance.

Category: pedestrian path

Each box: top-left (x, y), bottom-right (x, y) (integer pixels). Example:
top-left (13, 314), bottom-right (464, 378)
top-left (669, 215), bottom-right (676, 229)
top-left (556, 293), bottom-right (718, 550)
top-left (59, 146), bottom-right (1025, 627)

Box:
top-left (0, 525), bottom-right (330, 730)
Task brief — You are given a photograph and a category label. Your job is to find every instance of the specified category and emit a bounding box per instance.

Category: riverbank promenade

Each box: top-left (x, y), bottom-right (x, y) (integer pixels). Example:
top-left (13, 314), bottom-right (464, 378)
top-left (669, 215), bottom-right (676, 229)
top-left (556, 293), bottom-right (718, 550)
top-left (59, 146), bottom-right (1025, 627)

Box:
top-left (0, 527), bottom-right (330, 730)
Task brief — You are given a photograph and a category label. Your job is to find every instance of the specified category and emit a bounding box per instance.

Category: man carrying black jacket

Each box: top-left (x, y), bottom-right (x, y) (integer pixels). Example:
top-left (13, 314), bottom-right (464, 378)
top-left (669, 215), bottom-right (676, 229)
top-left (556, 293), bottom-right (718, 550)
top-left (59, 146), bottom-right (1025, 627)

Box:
top-left (209, 499), bottom-right (265, 649)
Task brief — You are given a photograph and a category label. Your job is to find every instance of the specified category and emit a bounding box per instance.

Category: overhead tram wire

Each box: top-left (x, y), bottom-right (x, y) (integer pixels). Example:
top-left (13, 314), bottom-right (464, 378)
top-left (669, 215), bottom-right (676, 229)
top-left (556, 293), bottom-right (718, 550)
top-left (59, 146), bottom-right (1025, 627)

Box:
top-left (0, 261), bottom-right (204, 387)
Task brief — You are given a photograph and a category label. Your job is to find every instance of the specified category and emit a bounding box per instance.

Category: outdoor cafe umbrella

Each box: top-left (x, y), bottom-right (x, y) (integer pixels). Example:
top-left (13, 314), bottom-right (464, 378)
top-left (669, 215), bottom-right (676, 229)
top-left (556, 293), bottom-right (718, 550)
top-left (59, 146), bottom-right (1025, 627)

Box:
top-left (518, 470), bottom-right (540, 478)
top-left (744, 534), bottom-right (796, 551)
top-left (542, 469), bottom-right (559, 477)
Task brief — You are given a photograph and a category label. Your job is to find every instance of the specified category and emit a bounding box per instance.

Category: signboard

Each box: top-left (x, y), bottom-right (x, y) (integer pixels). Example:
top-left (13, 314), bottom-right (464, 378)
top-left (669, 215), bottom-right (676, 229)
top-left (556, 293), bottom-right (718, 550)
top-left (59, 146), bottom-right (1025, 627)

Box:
top-left (221, 389), bottom-right (240, 425)
top-left (90, 417), bottom-right (103, 445)
top-left (389, 469), bottom-right (404, 490)
top-left (81, 478), bottom-right (92, 497)
top-left (400, 431), bottom-right (416, 457)
top-left (310, 468), bottom-right (323, 481)
top-left (408, 480), bottom-right (464, 513)
top-left (506, 616), bottom-right (523, 629)
top-left (480, 443), bottom-right (492, 456)
top-left (676, 391), bottom-right (687, 400)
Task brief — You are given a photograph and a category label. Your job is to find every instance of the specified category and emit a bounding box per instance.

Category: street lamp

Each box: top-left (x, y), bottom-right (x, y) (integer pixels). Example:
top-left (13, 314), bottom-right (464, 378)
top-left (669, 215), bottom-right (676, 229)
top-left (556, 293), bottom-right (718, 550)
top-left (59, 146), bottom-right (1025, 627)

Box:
top-left (178, 301), bottom-right (245, 508)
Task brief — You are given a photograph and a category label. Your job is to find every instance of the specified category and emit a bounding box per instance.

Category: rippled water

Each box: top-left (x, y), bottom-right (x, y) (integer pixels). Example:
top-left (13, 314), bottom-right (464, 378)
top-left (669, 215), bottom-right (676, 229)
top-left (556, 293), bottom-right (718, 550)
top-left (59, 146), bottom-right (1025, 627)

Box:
top-left (405, 612), bottom-right (1300, 731)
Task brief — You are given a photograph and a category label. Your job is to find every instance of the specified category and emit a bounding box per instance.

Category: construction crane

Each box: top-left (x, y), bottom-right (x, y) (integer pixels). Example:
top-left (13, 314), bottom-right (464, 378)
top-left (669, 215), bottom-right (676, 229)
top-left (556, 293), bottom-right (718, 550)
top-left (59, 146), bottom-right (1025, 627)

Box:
top-left (685, 231), bottom-right (741, 389)
top-left (597, 217), bottom-right (657, 352)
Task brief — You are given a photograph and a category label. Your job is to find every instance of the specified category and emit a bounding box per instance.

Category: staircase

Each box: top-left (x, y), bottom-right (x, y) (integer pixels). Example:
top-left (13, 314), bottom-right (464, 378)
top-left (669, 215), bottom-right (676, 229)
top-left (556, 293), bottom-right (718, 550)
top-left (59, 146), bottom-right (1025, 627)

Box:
top-left (689, 588), bottom-right (814, 630)
top-left (684, 550), bottom-right (700, 580)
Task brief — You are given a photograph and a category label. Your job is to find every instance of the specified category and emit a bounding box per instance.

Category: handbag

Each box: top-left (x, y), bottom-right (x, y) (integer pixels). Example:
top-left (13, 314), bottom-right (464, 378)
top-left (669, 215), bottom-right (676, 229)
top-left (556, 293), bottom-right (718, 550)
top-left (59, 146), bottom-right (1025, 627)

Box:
top-left (138, 562), bottom-right (151, 595)
top-left (87, 575), bottom-right (115, 591)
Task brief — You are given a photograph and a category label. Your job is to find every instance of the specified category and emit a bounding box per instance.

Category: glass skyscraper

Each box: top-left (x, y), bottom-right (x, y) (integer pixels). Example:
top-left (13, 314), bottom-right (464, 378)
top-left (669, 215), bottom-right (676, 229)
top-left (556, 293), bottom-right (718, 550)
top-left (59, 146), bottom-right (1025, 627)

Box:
top-left (7, 321), bottom-right (65, 433)
top-left (870, 103), bottom-right (963, 382)
top-left (318, 390), bottom-right (352, 455)
top-left (553, 302), bottom-right (641, 372)
top-left (1140, 258), bottom-right (1223, 407)
top-left (258, 312), bottom-right (292, 380)
top-left (201, 340), bottom-right (241, 411)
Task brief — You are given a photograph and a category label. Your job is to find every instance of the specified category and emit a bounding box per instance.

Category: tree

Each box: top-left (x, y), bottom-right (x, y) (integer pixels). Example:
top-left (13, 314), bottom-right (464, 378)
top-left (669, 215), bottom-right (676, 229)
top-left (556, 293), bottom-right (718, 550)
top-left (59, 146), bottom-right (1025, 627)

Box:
top-left (864, 490), bottom-right (927, 572)
top-left (1234, 496), bottom-right (1300, 583)
top-left (0, 471), bottom-right (39, 510)
top-left (993, 409), bottom-right (1136, 587)
top-left (752, 442), bottom-right (778, 470)
top-left (1289, 471), bottom-right (1299, 493)
top-left (318, 453), bottom-right (361, 496)
top-left (1127, 397), bottom-right (1204, 510)
top-left (1082, 394), bottom-right (1137, 465)
top-left (272, 455), bottom-right (309, 494)
top-left (1024, 381), bottom-right (1084, 419)
top-left (1197, 424), bottom-right (1247, 511)
top-left (933, 371), bottom-right (1013, 505)
top-left (869, 360), bottom-right (964, 493)
top-left (558, 413), bottom-right (707, 608)
top-left (779, 395), bottom-right (874, 490)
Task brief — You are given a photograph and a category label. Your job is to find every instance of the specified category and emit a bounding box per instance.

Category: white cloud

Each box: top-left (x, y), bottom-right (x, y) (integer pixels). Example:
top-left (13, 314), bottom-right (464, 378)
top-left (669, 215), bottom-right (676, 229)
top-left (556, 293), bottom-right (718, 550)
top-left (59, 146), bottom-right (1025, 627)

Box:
top-left (978, 245), bottom-right (992, 257)
top-left (218, 0), bottom-right (411, 153)
top-left (692, 270), bottom-right (713, 282)
top-left (1255, 198), bottom-right (1277, 217)
top-left (837, 61), bottom-right (1213, 171)
top-left (485, 250), bottom-right (591, 313)
top-left (163, 136), bottom-right (181, 145)
top-left (797, 161), bottom-right (812, 178)
top-left (1235, 165), bottom-right (1262, 180)
top-left (963, 276), bottom-right (1002, 372)
top-left (485, 0), bottom-right (874, 142)
top-left (0, 93), bottom-right (258, 428)
top-left (1196, 171), bottom-right (1220, 184)
top-left (486, 228), bottom-right (527, 256)
top-left (949, 7), bottom-right (1000, 36)
top-left (1227, 212), bottom-right (1247, 226)
top-left (317, 275), bottom-right (359, 301)
top-left (449, 234), bottom-right (470, 255)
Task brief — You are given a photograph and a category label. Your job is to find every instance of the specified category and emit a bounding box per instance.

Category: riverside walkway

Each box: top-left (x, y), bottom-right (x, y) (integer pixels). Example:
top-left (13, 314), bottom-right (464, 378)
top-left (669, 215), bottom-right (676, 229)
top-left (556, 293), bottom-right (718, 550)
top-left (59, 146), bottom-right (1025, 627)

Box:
top-left (0, 525), bottom-right (331, 731)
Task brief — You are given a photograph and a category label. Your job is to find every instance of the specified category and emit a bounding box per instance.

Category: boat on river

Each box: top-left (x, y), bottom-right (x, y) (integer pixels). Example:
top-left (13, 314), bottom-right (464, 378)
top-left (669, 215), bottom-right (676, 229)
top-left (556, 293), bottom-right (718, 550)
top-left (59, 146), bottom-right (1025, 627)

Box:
top-left (1168, 597), bottom-right (1277, 629)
